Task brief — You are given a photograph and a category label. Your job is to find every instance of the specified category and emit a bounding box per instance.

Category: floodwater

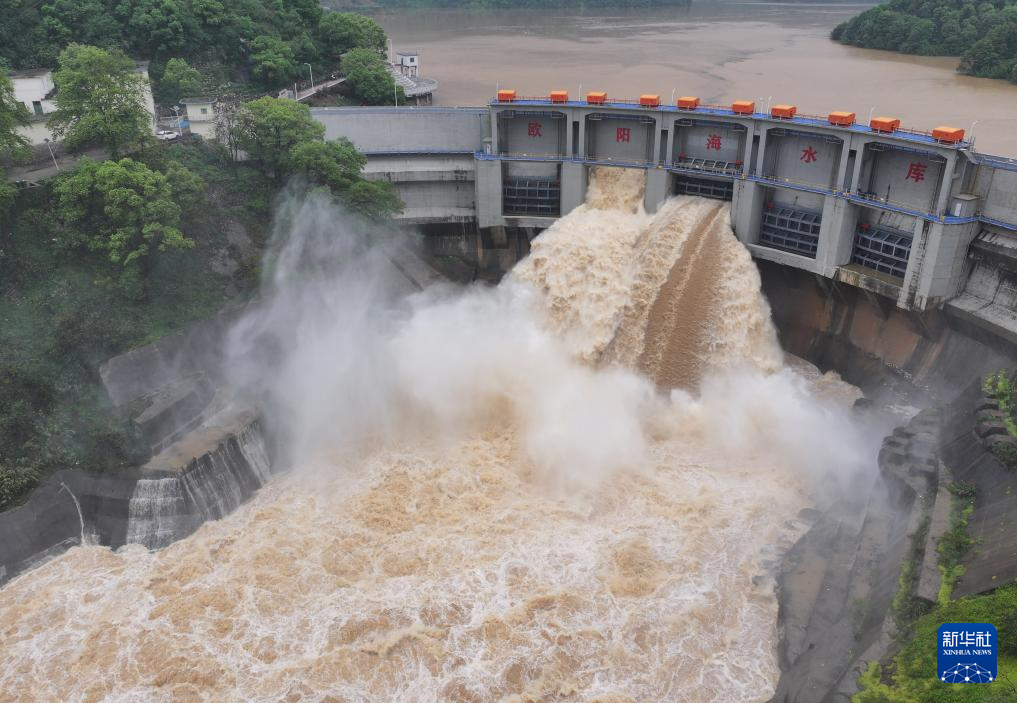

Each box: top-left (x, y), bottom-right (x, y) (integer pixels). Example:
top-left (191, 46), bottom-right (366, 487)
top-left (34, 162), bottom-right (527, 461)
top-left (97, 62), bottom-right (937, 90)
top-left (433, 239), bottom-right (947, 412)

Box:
top-left (0, 169), bottom-right (874, 701)
top-left (379, 1), bottom-right (1017, 155)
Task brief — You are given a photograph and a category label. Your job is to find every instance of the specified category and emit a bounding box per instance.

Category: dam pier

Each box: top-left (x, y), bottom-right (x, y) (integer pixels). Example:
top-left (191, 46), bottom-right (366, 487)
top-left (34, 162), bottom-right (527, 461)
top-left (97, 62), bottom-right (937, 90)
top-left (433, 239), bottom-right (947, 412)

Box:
top-left (314, 95), bottom-right (1017, 342)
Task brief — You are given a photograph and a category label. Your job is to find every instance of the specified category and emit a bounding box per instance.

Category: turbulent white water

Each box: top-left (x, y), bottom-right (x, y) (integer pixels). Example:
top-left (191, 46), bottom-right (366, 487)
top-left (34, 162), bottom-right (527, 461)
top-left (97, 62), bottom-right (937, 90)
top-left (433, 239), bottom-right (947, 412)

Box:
top-left (0, 168), bottom-right (869, 702)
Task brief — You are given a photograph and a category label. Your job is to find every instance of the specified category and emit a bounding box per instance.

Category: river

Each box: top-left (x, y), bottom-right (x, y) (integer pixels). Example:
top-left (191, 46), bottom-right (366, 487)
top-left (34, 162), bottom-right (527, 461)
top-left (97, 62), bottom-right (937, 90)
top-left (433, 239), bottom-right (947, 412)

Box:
top-left (379, 1), bottom-right (1017, 155)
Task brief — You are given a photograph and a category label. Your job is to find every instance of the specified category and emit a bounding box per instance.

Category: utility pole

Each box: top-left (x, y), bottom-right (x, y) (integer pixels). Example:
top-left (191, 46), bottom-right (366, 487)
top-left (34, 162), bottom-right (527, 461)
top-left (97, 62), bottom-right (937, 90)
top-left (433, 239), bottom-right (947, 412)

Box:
top-left (304, 63), bottom-right (314, 93)
top-left (171, 106), bottom-right (182, 136)
top-left (43, 138), bottom-right (59, 171)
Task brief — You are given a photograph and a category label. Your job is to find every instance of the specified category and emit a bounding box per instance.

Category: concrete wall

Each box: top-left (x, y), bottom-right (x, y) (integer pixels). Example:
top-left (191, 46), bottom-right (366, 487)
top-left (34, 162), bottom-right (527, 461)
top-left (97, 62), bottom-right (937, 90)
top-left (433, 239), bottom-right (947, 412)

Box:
top-left (764, 132), bottom-right (841, 189)
top-left (309, 105), bottom-right (1017, 320)
top-left (866, 149), bottom-right (943, 212)
top-left (312, 107), bottom-right (487, 153)
top-left (499, 112), bottom-right (565, 156)
top-left (674, 123), bottom-right (743, 163)
top-left (362, 154), bottom-right (477, 224)
top-left (11, 71), bottom-right (56, 115)
top-left (587, 116), bottom-right (654, 163)
top-left (977, 167), bottom-right (1017, 223)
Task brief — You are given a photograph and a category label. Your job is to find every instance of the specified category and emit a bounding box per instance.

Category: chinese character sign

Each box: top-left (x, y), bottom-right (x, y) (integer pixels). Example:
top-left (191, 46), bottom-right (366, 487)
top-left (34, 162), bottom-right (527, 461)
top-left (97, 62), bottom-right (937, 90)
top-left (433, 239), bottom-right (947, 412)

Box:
top-left (706, 134), bottom-right (722, 151)
top-left (801, 146), bottom-right (818, 163)
top-left (616, 127), bottom-right (631, 143)
top-left (938, 623), bottom-right (997, 684)
top-left (527, 122), bottom-right (542, 138)
top-left (906, 162), bottom-right (927, 183)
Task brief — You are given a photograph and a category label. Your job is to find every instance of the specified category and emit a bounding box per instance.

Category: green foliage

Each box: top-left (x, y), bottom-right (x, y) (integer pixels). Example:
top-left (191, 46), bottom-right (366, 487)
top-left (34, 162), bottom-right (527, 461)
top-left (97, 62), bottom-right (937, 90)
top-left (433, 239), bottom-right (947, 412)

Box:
top-left (155, 58), bottom-right (202, 106)
top-left (853, 663), bottom-right (909, 703)
top-left (342, 47), bottom-right (400, 105)
top-left (0, 0), bottom-right (392, 98)
top-left (323, 0), bottom-right (692, 6)
top-left (0, 66), bottom-right (31, 164)
top-left (230, 97), bottom-right (401, 215)
top-left (948, 481), bottom-right (977, 500)
top-left (892, 517), bottom-right (933, 632)
top-left (318, 12), bottom-right (386, 59)
top-left (990, 441), bottom-right (1017, 467)
top-left (936, 493), bottom-right (975, 604)
top-left (250, 35), bottom-right (299, 87)
top-left (854, 585), bottom-right (1017, 702)
top-left (48, 44), bottom-right (152, 158)
top-left (0, 463), bottom-right (39, 510)
top-left (234, 97), bottom-right (324, 179)
top-left (983, 370), bottom-right (1017, 466)
top-left (286, 138), bottom-right (403, 216)
top-left (0, 179), bottom-right (15, 211)
top-left (0, 141), bottom-right (270, 510)
top-left (834, 1), bottom-right (1017, 84)
top-left (52, 157), bottom-right (199, 297)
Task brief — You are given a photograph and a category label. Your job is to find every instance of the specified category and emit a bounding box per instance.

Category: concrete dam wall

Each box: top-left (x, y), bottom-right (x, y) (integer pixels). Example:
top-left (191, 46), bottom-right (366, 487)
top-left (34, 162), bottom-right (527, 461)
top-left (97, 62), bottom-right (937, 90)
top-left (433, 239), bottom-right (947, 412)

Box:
top-left (313, 103), bottom-right (1017, 347)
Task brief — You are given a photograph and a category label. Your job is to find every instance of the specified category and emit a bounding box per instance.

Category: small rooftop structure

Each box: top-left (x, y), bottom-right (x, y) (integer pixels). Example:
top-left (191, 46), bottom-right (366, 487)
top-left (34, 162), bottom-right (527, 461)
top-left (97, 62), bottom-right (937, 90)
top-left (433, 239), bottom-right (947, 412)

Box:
top-left (395, 51), bottom-right (419, 77)
top-left (9, 67), bottom-right (51, 79)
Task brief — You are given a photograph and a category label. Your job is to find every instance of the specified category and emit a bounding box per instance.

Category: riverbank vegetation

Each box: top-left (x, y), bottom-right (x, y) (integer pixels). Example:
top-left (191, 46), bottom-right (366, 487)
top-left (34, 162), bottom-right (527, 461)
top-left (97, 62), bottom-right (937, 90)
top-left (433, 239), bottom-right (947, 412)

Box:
top-left (324, 0), bottom-right (691, 7)
top-left (981, 370), bottom-right (1017, 466)
top-left (832, 0), bottom-right (1017, 84)
top-left (0, 0), bottom-right (394, 99)
top-left (0, 141), bottom-right (272, 509)
top-left (854, 584), bottom-right (1017, 702)
top-left (1, 58), bottom-right (401, 509)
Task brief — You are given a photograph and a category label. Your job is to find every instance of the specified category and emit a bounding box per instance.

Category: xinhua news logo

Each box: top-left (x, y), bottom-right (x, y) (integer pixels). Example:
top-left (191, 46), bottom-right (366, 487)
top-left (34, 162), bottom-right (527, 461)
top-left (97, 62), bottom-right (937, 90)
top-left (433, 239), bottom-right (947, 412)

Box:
top-left (937, 623), bottom-right (997, 684)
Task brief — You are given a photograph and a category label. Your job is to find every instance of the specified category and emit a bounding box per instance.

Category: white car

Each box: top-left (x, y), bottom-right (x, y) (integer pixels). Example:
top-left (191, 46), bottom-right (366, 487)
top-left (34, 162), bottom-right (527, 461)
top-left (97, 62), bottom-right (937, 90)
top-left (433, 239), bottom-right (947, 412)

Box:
top-left (156, 130), bottom-right (179, 141)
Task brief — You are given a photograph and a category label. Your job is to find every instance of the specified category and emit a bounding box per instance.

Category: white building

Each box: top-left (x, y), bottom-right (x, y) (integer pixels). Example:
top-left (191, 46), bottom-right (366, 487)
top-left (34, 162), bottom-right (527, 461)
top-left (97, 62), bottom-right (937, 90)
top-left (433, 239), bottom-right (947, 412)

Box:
top-left (10, 63), bottom-right (157, 146)
top-left (10, 68), bottom-right (58, 145)
top-left (179, 97), bottom-right (218, 140)
top-left (395, 51), bottom-right (419, 78)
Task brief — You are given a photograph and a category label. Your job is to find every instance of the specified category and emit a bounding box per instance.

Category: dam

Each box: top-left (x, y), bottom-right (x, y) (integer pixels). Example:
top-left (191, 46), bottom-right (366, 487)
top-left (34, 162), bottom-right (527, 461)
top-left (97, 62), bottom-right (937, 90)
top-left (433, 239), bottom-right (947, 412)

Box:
top-left (312, 94), bottom-right (1017, 342)
top-left (4, 94), bottom-right (1017, 702)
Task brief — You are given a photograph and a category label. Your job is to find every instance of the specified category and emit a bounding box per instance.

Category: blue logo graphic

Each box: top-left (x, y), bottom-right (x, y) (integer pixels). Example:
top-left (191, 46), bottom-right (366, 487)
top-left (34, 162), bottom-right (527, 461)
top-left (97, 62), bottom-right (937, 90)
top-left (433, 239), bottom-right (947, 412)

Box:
top-left (938, 623), bottom-right (997, 684)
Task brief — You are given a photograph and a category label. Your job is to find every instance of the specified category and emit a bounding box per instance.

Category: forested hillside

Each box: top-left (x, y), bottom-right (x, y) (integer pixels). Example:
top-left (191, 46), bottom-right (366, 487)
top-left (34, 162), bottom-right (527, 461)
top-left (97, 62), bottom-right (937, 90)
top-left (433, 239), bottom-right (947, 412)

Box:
top-left (0, 0), bottom-right (394, 100)
top-left (322, 0), bottom-right (690, 8)
top-left (833, 0), bottom-right (1017, 83)
top-left (1, 0), bottom-right (327, 69)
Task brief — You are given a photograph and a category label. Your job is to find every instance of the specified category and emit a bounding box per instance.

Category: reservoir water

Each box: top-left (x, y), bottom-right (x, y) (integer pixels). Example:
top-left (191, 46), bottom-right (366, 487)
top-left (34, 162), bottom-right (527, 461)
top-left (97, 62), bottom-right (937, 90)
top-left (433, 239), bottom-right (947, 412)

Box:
top-left (379, 1), bottom-right (1017, 155)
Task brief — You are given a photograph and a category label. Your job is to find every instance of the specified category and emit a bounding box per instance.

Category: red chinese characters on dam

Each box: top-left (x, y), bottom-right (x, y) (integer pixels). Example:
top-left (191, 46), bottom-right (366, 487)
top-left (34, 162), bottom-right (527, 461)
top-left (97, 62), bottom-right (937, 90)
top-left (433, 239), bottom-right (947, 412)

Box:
top-left (801, 146), bottom-right (818, 163)
top-left (906, 162), bottom-right (926, 183)
top-left (706, 134), bottom-right (722, 151)
top-left (616, 127), bottom-right (631, 143)
top-left (528, 122), bottom-right (542, 138)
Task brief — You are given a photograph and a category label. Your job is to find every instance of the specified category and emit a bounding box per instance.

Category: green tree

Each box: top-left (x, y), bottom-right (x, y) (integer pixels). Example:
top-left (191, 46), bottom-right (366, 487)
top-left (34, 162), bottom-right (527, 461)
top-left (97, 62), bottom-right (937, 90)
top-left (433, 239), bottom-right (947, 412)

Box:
top-left (155, 57), bottom-right (202, 105)
top-left (53, 157), bottom-right (196, 297)
top-left (0, 66), bottom-right (32, 163)
top-left (48, 44), bottom-right (153, 158)
top-left (126, 0), bottom-right (195, 56)
top-left (233, 96), bottom-right (324, 180)
top-left (250, 35), bottom-right (298, 87)
top-left (342, 47), bottom-right (399, 105)
top-left (318, 12), bottom-right (387, 60)
top-left (285, 138), bottom-right (401, 217)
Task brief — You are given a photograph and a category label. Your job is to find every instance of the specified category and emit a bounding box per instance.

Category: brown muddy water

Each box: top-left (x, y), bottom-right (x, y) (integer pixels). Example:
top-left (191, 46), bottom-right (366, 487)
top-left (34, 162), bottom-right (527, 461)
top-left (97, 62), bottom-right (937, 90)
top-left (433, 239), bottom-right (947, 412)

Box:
top-left (0, 168), bottom-right (874, 702)
top-left (379, 1), bottom-right (1017, 155)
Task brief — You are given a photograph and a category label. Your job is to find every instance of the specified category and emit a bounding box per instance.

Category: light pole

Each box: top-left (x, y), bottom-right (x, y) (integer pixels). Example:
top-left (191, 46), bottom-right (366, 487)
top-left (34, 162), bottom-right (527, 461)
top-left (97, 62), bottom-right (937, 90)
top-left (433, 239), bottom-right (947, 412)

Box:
top-left (170, 106), bottom-right (182, 136)
top-left (43, 138), bottom-right (59, 171)
top-left (867, 106), bottom-right (876, 127)
top-left (304, 63), bottom-right (314, 92)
